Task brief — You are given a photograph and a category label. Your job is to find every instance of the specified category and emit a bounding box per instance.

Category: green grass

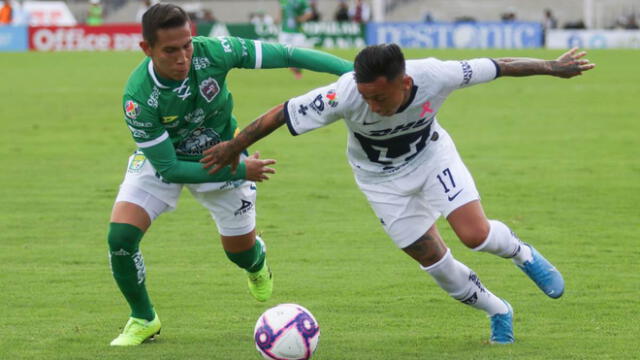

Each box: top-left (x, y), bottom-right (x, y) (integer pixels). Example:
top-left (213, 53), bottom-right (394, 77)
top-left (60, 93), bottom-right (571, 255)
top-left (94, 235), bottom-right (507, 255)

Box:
top-left (0, 48), bottom-right (638, 359)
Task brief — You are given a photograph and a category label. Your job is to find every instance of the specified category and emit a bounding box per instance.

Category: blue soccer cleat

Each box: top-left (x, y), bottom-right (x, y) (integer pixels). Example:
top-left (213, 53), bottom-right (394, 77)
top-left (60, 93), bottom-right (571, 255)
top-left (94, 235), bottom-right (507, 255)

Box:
top-left (490, 300), bottom-right (514, 344)
top-left (517, 244), bottom-right (565, 298)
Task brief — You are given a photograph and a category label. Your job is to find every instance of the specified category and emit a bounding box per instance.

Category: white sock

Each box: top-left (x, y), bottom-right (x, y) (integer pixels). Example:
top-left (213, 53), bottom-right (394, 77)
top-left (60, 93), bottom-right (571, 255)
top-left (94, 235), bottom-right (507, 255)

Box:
top-left (421, 249), bottom-right (508, 316)
top-left (473, 220), bottom-right (532, 265)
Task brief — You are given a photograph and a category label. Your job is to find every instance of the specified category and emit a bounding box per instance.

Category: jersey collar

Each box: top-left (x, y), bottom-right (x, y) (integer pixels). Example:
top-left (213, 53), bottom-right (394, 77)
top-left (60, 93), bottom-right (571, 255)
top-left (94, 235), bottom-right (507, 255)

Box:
top-left (147, 60), bottom-right (188, 89)
top-left (395, 83), bottom-right (418, 114)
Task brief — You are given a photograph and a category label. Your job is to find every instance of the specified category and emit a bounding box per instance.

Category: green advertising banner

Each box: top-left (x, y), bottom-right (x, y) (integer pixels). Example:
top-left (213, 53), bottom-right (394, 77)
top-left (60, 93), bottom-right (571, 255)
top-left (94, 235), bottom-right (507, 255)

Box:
top-left (197, 22), bottom-right (365, 48)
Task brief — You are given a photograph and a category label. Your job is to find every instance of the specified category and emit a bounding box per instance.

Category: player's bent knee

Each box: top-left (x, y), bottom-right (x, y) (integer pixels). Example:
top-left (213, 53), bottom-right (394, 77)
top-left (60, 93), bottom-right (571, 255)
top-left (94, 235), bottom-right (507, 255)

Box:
top-left (402, 233), bottom-right (447, 267)
top-left (458, 226), bottom-right (490, 249)
top-left (107, 223), bottom-right (144, 251)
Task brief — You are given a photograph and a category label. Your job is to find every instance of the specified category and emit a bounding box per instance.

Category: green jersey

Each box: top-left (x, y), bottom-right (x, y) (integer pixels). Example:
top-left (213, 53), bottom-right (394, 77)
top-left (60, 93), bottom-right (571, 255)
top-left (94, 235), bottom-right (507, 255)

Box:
top-left (122, 36), bottom-right (352, 184)
top-left (279, 0), bottom-right (310, 33)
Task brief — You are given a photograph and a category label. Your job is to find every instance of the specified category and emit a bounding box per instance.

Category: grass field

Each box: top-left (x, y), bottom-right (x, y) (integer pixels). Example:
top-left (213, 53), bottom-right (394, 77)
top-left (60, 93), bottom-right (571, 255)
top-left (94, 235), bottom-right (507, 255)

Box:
top-left (0, 47), bottom-right (638, 360)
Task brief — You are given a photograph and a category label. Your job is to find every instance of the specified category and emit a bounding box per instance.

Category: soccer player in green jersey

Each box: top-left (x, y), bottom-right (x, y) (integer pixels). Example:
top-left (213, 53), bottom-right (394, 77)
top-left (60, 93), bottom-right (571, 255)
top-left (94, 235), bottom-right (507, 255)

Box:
top-left (278, 0), bottom-right (313, 78)
top-left (108, 3), bottom-right (353, 346)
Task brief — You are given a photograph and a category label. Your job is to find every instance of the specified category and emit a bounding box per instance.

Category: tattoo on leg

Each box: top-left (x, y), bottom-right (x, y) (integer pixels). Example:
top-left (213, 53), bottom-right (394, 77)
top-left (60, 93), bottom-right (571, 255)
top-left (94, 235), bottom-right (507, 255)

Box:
top-left (403, 233), bottom-right (445, 265)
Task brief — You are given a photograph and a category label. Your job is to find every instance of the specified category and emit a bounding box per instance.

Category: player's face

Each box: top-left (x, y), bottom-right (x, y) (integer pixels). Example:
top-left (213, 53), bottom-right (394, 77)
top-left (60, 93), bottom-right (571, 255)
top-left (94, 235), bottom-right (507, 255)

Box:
top-left (357, 75), bottom-right (412, 117)
top-left (141, 23), bottom-right (193, 81)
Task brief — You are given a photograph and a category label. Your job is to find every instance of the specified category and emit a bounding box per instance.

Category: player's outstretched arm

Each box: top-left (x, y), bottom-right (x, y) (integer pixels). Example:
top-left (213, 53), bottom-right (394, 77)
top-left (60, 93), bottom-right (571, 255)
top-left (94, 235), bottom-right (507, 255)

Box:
top-left (201, 103), bottom-right (286, 174)
top-left (495, 47), bottom-right (595, 78)
top-left (261, 43), bottom-right (353, 75)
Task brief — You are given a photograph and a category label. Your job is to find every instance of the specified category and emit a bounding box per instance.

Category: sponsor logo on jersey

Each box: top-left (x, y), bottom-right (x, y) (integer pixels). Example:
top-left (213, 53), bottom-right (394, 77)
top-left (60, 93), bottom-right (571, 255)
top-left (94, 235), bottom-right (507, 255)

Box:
top-left (124, 100), bottom-right (141, 119)
top-left (175, 127), bottom-right (222, 156)
top-left (184, 108), bottom-right (205, 125)
top-left (173, 78), bottom-right (192, 100)
top-left (199, 77), bottom-right (220, 103)
top-left (218, 36), bottom-right (233, 53)
top-left (325, 89), bottom-right (338, 107)
top-left (125, 117), bottom-right (153, 128)
top-left (367, 117), bottom-right (432, 137)
top-left (147, 86), bottom-right (160, 108)
top-left (460, 61), bottom-right (473, 86)
top-left (192, 57), bottom-right (211, 70)
top-left (162, 116), bottom-right (180, 128)
top-left (234, 199), bottom-right (254, 216)
top-left (127, 125), bottom-right (149, 139)
top-left (309, 94), bottom-right (325, 115)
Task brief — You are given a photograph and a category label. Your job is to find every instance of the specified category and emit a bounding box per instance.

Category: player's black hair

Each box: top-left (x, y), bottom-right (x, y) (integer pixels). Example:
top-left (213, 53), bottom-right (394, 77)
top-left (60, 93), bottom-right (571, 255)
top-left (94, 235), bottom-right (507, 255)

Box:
top-left (354, 44), bottom-right (406, 83)
top-left (142, 3), bottom-right (190, 46)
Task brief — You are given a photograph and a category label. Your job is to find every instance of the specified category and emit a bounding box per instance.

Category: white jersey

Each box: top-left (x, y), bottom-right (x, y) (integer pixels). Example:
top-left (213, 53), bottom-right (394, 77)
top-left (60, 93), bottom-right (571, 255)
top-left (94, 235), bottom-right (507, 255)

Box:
top-left (284, 58), bottom-right (499, 183)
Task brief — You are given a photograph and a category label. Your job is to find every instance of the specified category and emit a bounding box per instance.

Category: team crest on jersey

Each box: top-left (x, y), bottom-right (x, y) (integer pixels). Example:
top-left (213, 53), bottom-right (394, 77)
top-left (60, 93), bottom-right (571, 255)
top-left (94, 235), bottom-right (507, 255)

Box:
top-left (325, 89), bottom-right (338, 107)
top-left (124, 100), bottom-right (141, 119)
top-left (175, 127), bottom-right (222, 156)
top-left (128, 153), bottom-right (146, 173)
top-left (199, 77), bottom-right (220, 103)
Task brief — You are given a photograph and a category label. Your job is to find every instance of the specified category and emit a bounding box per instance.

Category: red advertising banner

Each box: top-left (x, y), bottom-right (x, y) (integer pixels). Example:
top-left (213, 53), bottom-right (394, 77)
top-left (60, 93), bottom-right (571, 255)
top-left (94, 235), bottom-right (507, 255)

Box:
top-left (29, 24), bottom-right (143, 51)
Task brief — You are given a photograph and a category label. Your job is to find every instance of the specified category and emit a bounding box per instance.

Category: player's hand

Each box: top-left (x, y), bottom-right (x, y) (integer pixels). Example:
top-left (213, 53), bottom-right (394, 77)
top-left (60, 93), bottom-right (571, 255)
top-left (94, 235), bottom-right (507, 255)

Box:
top-left (551, 47), bottom-right (596, 78)
top-left (244, 151), bottom-right (276, 182)
top-left (201, 141), bottom-right (241, 174)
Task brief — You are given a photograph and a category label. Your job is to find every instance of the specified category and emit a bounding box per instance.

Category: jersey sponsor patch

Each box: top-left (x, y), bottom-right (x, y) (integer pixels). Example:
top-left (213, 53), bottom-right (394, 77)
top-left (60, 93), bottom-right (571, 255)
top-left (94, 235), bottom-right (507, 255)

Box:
top-left (175, 127), bottom-right (222, 156)
top-left (147, 86), bottom-right (160, 108)
top-left (124, 100), bottom-right (141, 119)
top-left (192, 57), bottom-right (211, 70)
top-left (199, 77), bottom-right (220, 103)
top-left (325, 89), bottom-right (338, 107)
top-left (127, 125), bottom-right (150, 139)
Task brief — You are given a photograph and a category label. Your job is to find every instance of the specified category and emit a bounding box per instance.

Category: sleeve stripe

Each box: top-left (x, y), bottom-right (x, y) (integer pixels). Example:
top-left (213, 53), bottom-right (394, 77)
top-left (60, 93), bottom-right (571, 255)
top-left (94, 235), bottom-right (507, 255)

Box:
top-left (254, 40), bottom-right (263, 69)
top-left (283, 100), bottom-right (299, 136)
top-left (136, 131), bottom-right (169, 148)
top-left (489, 58), bottom-right (501, 78)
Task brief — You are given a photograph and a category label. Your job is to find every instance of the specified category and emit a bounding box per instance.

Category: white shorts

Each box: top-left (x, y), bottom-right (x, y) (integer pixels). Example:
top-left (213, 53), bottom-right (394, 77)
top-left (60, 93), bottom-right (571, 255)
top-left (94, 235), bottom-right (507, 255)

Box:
top-left (114, 151), bottom-right (257, 236)
top-left (278, 31), bottom-right (310, 48)
top-left (356, 128), bottom-right (480, 249)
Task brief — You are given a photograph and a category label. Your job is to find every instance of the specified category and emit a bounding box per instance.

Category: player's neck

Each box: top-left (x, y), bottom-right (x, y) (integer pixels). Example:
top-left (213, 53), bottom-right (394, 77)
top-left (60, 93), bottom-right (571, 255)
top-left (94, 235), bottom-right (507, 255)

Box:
top-left (400, 77), bottom-right (414, 108)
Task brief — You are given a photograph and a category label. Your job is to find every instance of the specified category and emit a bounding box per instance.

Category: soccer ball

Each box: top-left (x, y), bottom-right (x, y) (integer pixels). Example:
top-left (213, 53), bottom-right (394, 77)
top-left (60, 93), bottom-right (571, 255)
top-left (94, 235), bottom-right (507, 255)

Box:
top-left (254, 303), bottom-right (320, 360)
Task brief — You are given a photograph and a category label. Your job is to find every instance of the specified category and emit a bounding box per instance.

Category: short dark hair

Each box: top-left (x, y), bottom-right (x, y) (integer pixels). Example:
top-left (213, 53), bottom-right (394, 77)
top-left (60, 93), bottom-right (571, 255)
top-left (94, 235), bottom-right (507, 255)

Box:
top-left (354, 44), bottom-right (406, 83)
top-left (142, 3), bottom-right (190, 47)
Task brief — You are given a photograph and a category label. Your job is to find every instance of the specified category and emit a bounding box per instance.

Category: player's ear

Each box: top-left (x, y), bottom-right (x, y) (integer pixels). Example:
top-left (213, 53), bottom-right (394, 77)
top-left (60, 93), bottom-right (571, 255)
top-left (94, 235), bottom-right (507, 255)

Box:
top-left (140, 40), bottom-right (152, 56)
top-left (402, 74), bottom-right (412, 90)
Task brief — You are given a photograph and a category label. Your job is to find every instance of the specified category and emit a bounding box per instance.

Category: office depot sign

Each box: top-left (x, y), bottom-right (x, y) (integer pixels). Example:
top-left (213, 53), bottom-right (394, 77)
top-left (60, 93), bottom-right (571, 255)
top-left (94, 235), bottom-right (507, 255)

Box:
top-left (29, 25), bottom-right (143, 51)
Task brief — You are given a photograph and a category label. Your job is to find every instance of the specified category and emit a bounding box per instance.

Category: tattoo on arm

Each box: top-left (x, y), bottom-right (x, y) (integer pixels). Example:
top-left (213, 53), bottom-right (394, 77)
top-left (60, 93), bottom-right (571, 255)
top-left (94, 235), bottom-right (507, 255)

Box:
top-left (232, 104), bottom-right (286, 151)
top-left (496, 58), bottom-right (553, 77)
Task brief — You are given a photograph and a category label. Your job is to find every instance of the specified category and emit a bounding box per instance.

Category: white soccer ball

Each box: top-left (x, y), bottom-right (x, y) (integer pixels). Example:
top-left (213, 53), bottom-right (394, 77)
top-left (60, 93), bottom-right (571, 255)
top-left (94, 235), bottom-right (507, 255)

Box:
top-left (254, 303), bottom-right (320, 360)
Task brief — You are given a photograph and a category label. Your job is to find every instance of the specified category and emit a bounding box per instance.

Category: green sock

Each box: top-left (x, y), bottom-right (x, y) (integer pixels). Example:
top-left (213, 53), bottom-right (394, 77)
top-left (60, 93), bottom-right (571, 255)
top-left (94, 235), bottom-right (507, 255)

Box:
top-left (225, 236), bottom-right (265, 273)
top-left (108, 223), bottom-right (155, 321)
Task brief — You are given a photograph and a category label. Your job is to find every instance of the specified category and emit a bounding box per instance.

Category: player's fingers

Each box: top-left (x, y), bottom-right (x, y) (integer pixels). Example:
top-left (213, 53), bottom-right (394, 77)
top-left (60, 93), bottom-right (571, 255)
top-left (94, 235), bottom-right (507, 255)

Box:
top-left (262, 166), bottom-right (276, 174)
top-left (574, 51), bottom-right (587, 59)
top-left (261, 159), bottom-right (277, 166)
top-left (580, 63), bottom-right (596, 71)
top-left (231, 156), bottom-right (240, 172)
top-left (254, 151), bottom-right (261, 159)
top-left (261, 174), bottom-right (270, 181)
top-left (208, 164), bottom-right (224, 174)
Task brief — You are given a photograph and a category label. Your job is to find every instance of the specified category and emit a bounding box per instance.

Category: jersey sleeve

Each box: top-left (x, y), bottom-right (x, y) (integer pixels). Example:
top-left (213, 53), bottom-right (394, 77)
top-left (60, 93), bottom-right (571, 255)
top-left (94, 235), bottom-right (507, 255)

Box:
top-left (425, 58), bottom-right (499, 92)
top-left (260, 42), bottom-right (353, 75)
top-left (283, 82), bottom-right (345, 136)
top-left (139, 136), bottom-right (247, 184)
top-left (202, 36), bottom-right (261, 70)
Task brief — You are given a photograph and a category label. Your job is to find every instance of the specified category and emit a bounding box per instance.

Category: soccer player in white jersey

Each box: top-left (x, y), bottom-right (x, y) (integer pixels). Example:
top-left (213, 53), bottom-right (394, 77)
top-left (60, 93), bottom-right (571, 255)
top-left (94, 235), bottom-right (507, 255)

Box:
top-left (201, 44), bottom-right (595, 344)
